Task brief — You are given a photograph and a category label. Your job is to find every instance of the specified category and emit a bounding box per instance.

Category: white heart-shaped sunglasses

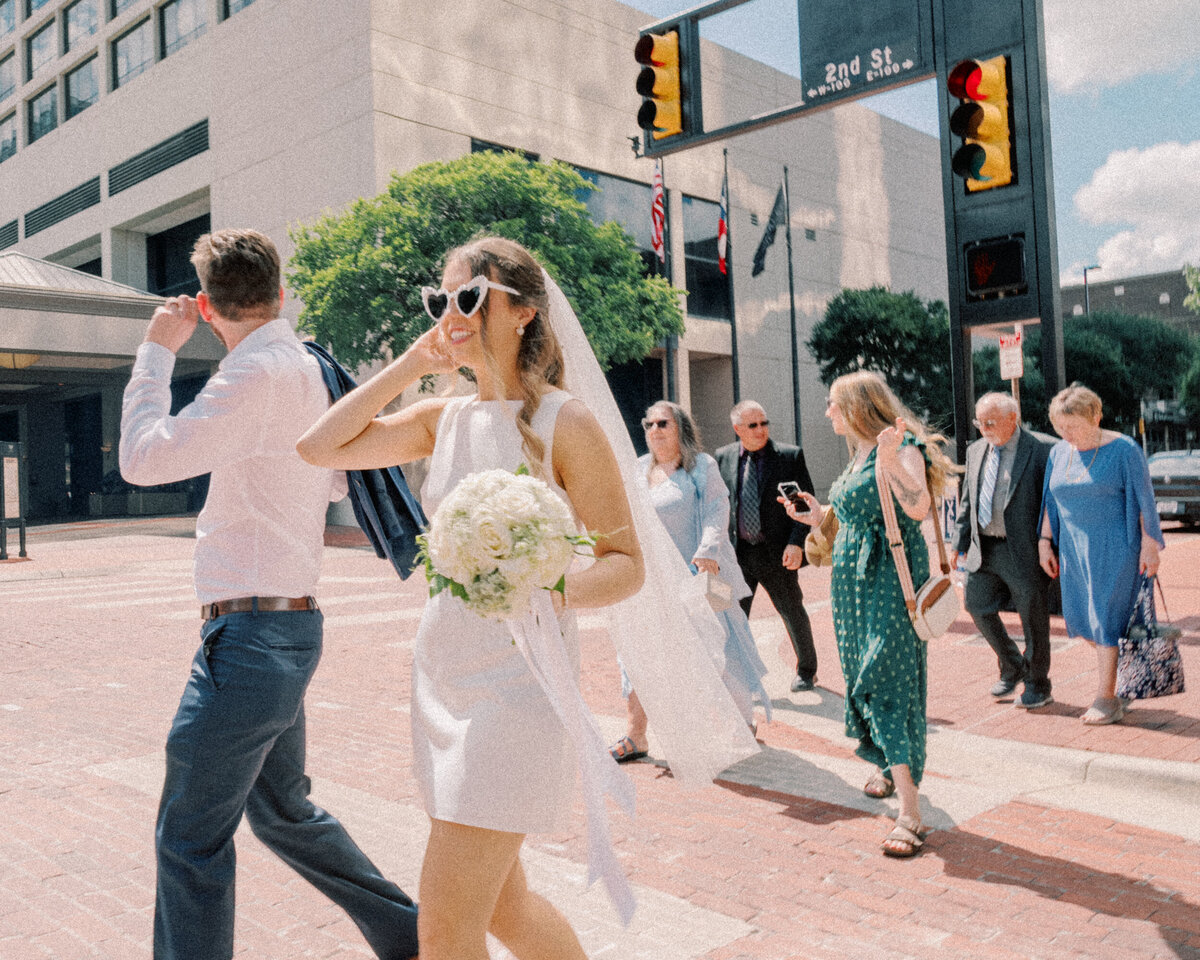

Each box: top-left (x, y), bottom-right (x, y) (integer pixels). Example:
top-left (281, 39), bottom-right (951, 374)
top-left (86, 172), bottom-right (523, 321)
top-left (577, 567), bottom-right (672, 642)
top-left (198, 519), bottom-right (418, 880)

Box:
top-left (421, 275), bottom-right (520, 323)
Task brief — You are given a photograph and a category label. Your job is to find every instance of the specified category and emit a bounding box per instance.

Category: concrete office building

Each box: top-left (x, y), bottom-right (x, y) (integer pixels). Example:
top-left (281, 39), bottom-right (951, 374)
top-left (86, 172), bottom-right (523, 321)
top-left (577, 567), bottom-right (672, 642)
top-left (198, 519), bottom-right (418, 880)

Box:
top-left (0, 0), bottom-right (948, 521)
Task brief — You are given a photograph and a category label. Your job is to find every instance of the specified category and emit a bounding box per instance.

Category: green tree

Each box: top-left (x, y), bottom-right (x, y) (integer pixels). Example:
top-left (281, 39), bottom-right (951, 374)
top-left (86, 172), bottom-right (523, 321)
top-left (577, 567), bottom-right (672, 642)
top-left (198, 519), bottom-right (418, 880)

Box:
top-left (1185, 264), bottom-right (1200, 315)
top-left (972, 311), bottom-right (1197, 433)
top-left (288, 151), bottom-right (683, 370)
top-left (806, 286), bottom-right (954, 431)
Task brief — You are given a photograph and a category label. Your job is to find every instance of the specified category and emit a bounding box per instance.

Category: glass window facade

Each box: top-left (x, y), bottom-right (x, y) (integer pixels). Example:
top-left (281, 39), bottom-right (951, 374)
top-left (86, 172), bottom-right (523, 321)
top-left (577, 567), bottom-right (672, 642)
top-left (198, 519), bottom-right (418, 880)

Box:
top-left (0, 111), bottom-right (16, 163)
top-left (27, 0), bottom-right (53, 14)
top-left (65, 0), bottom-right (100, 52)
top-left (112, 18), bottom-right (152, 88)
top-left (161, 0), bottom-right (207, 57)
top-left (0, 52), bottom-right (15, 103)
top-left (0, 0), bottom-right (14, 40)
top-left (28, 84), bottom-right (56, 143)
top-left (111, 0), bottom-right (138, 16)
top-left (147, 214), bottom-right (211, 297)
top-left (26, 20), bottom-right (56, 80)
top-left (66, 56), bottom-right (97, 117)
top-left (575, 166), bottom-right (658, 275)
top-left (681, 194), bottom-right (730, 321)
top-left (223, 0), bottom-right (256, 17)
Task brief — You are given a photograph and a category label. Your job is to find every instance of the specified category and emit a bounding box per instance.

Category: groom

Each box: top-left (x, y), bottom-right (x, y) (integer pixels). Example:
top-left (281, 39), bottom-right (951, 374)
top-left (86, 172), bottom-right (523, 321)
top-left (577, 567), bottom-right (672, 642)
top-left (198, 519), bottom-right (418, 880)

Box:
top-left (120, 228), bottom-right (418, 959)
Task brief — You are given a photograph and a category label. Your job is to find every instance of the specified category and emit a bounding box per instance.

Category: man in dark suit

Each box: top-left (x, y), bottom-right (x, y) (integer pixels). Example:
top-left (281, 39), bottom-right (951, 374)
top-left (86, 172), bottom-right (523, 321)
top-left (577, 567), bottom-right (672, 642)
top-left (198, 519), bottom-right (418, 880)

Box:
top-left (952, 392), bottom-right (1055, 709)
top-left (716, 400), bottom-right (818, 692)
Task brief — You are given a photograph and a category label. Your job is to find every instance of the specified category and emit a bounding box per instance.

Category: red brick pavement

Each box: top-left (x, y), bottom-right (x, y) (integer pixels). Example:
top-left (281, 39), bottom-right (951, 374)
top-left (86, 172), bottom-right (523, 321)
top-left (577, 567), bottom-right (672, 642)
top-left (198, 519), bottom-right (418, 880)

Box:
top-left (2, 519), bottom-right (1199, 958)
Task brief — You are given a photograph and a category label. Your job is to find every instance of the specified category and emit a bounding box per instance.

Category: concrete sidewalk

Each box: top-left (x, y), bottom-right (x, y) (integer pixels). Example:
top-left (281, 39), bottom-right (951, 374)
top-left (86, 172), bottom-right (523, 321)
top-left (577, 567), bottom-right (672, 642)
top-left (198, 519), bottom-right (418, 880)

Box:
top-left (3, 517), bottom-right (1200, 958)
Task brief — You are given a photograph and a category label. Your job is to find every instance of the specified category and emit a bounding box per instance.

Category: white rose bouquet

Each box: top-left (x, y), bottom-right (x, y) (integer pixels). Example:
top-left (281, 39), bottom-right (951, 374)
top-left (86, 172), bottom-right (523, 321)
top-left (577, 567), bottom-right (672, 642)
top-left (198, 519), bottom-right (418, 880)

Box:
top-left (416, 465), bottom-right (597, 621)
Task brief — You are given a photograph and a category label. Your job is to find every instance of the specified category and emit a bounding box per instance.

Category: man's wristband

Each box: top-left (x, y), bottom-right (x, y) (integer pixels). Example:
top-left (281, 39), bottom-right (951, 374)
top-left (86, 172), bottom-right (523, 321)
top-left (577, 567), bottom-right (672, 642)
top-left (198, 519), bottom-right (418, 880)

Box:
top-left (1038, 536), bottom-right (1053, 542)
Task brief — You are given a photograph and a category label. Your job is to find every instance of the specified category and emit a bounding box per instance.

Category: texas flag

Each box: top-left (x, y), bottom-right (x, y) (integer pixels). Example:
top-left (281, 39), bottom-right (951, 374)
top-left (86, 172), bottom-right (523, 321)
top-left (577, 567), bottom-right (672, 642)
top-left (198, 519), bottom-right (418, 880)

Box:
top-left (717, 172), bottom-right (728, 275)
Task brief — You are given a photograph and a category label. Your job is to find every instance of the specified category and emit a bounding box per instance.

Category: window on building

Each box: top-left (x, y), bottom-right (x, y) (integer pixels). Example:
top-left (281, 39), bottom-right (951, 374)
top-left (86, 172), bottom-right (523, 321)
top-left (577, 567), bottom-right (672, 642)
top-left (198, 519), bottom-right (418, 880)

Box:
top-left (1072, 304), bottom-right (1084, 316)
top-left (75, 256), bottom-right (102, 275)
top-left (681, 194), bottom-right (730, 321)
top-left (66, 56), bottom-right (97, 117)
top-left (0, 52), bottom-right (15, 103)
top-left (1114, 285), bottom-right (1124, 296)
top-left (28, 84), bottom-right (56, 143)
top-left (1160, 292), bottom-right (1171, 306)
top-left (147, 213), bottom-right (211, 297)
top-left (111, 0), bottom-right (138, 16)
top-left (574, 166), bottom-right (657, 274)
top-left (805, 228), bottom-right (816, 241)
top-left (223, 0), bottom-right (256, 18)
top-left (64, 0), bottom-right (100, 52)
top-left (0, 111), bottom-right (16, 163)
top-left (27, 0), bottom-right (53, 15)
top-left (26, 19), bottom-right (56, 80)
top-left (112, 18), bottom-right (152, 88)
top-left (0, 0), bottom-right (14, 40)
top-left (160, 0), bottom-right (206, 57)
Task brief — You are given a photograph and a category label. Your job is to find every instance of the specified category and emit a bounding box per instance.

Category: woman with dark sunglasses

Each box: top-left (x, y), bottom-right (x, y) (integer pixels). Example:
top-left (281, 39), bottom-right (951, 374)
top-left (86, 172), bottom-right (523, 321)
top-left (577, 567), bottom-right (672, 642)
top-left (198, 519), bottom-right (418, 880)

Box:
top-left (609, 401), bottom-right (771, 763)
top-left (298, 236), bottom-right (756, 958)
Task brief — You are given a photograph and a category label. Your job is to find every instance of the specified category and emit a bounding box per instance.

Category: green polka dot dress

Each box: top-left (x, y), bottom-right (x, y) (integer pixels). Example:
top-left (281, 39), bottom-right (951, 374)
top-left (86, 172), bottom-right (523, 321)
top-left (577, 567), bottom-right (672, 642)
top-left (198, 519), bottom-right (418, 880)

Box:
top-left (828, 436), bottom-right (929, 785)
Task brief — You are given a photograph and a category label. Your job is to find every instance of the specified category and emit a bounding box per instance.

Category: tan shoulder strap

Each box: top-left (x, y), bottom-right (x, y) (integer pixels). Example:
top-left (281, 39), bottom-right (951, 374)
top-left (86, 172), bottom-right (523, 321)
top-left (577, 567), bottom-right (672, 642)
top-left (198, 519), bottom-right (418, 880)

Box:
top-left (875, 461), bottom-right (951, 617)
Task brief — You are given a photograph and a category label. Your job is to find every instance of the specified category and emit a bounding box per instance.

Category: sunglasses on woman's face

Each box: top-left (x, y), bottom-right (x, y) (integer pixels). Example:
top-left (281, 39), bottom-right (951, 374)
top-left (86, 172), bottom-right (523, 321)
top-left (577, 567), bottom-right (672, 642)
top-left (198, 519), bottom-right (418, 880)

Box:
top-left (642, 418), bottom-right (672, 431)
top-left (421, 275), bottom-right (521, 323)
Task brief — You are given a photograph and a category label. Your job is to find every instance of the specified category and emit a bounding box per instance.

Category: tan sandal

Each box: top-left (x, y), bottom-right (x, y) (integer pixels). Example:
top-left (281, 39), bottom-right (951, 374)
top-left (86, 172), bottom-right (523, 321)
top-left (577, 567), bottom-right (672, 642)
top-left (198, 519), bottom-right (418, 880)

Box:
top-left (881, 815), bottom-right (927, 858)
top-left (1081, 697), bottom-right (1125, 726)
top-left (863, 770), bottom-right (895, 799)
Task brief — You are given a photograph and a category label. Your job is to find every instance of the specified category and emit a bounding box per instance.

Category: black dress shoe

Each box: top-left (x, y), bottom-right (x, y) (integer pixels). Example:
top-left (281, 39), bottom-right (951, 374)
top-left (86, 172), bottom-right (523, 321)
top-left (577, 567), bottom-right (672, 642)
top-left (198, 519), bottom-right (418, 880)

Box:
top-left (990, 677), bottom-right (1019, 698)
top-left (790, 675), bottom-right (814, 693)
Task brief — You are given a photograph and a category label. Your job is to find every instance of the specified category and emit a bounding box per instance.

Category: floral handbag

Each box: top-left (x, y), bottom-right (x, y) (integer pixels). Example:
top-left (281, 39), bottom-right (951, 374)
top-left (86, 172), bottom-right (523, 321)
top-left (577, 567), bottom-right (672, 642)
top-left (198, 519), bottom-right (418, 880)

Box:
top-left (1116, 575), bottom-right (1185, 701)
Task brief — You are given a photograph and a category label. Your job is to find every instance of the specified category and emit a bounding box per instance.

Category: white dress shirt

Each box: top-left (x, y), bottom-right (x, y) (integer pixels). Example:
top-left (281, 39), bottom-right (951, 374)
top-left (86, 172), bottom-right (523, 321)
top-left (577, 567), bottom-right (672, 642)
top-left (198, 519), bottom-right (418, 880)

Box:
top-left (120, 318), bottom-right (346, 604)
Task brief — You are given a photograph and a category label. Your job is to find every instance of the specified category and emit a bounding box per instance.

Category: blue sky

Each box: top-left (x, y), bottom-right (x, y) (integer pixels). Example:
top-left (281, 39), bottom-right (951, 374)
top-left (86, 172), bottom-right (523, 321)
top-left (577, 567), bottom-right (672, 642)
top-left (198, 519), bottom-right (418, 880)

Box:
top-left (627, 0), bottom-right (1200, 285)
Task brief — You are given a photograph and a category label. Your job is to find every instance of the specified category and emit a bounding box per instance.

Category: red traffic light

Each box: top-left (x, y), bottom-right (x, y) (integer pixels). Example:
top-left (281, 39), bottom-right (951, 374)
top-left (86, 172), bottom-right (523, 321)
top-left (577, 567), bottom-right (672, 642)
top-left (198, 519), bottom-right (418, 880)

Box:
top-left (946, 56), bottom-right (1014, 192)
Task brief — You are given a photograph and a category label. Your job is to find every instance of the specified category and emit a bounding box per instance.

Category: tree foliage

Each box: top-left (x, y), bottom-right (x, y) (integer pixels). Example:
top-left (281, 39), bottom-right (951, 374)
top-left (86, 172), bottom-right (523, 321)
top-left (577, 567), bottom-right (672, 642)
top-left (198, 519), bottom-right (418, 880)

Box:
top-left (971, 311), bottom-right (1198, 433)
top-left (806, 286), bottom-right (954, 431)
top-left (287, 151), bottom-right (683, 370)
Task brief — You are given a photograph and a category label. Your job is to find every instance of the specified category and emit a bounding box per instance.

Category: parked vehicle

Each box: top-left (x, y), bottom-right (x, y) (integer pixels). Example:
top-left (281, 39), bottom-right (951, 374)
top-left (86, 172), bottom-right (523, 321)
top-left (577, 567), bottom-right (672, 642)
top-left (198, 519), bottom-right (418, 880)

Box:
top-left (1148, 449), bottom-right (1200, 526)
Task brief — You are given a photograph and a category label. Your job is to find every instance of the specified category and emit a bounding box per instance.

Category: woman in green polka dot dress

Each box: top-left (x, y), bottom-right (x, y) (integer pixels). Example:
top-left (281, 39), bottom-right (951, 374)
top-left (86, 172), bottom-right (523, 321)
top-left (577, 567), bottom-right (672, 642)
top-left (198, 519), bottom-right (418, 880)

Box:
top-left (782, 371), bottom-right (957, 857)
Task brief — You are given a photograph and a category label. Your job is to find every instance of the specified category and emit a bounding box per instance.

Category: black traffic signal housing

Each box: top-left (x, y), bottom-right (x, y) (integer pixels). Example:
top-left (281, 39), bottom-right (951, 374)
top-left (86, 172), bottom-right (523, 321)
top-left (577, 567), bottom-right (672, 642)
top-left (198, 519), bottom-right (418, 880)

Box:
top-left (947, 55), bottom-right (1014, 192)
top-left (635, 30), bottom-right (685, 141)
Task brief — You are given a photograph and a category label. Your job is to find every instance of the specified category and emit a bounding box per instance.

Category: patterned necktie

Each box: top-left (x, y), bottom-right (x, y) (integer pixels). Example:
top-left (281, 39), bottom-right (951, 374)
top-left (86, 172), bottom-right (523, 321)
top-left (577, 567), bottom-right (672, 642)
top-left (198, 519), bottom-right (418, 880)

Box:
top-left (740, 454), bottom-right (762, 542)
top-left (977, 444), bottom-right (1000, 529)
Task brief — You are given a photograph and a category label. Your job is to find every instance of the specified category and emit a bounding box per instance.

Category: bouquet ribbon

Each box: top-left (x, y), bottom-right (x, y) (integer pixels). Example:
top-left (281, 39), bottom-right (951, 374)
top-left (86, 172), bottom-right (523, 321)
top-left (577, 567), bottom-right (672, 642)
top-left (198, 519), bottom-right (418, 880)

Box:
top-left (508, 590), bottom-right (637, 924)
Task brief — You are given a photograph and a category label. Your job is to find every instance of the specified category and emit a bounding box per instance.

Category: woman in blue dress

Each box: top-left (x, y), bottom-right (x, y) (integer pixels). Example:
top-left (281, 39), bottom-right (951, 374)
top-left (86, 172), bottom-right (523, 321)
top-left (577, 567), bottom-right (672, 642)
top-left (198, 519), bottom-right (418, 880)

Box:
top-left (1038, 383), bottom-right (1165, 726)
top-left (609, 401), bottom-right (771, 762)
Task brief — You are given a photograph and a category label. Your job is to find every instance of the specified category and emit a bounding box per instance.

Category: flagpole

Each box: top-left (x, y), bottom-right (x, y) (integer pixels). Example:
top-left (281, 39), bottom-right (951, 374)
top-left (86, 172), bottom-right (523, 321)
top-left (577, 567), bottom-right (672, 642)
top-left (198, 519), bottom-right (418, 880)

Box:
top-left (654, 156), bottom-right (678, 403)
top-left (723, 149), bottom-right (741, 403)
top-left (782, 165), bottom-right (801, 446)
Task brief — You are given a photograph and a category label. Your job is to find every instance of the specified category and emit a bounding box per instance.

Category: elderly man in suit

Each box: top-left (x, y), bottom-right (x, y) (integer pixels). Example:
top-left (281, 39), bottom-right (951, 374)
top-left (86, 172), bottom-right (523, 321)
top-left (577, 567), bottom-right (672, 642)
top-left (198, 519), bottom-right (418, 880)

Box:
top-left (952, 392), bottom-right (1055, 709)
top-left (716, 400), bottom-right (818, 693)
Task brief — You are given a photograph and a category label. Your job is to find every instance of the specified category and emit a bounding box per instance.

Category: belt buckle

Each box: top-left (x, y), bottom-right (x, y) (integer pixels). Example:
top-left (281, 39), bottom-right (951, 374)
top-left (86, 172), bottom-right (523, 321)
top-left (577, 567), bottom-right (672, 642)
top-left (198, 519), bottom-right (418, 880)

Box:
top-left (201, 602), bottom-right (218, 620)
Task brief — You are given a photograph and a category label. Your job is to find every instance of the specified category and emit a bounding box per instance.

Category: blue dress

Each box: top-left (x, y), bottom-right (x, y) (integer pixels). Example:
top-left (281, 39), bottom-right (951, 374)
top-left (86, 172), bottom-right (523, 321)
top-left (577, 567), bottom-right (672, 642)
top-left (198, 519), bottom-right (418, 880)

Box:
top-left (1041, 434), bottom-right (1165, 647)
top-left (639, 453), bottom-right (772, 723)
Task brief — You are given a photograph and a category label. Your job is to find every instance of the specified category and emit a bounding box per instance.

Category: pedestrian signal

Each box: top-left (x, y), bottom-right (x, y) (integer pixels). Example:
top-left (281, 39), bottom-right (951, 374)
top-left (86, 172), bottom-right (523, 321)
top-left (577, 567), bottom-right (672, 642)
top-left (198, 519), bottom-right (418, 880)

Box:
top-left (635, 30), bottom-right (684, 141)
top-left (947, 56), bottom-right (1014, 192)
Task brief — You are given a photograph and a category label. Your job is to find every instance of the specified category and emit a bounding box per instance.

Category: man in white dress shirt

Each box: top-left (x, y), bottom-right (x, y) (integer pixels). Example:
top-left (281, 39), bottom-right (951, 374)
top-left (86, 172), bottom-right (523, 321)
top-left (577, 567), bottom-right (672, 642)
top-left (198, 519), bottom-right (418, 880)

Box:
top-left (120, 229), bottom-right (417, 960)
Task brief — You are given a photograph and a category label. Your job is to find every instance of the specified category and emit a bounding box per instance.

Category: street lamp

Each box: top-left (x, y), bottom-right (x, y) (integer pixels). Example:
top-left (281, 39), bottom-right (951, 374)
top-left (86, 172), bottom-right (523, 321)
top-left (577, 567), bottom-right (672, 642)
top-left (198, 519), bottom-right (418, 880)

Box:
top-left (1082, 263), bottom-right (1100, 316)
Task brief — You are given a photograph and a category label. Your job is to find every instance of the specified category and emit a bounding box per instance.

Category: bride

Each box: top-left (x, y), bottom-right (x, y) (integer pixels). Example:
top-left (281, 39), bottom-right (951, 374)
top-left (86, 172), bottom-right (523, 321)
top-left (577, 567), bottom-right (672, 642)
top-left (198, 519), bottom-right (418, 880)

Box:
top-left (297, 235), bottom-right (755, 959)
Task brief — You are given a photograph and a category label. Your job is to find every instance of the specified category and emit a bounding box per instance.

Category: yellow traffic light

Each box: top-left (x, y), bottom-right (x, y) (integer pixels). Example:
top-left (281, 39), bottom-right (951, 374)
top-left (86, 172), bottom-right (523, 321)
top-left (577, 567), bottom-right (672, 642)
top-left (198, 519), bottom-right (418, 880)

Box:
top-left (947, 55), bottom-right (1014, 192)
top-left (635, 30), bottom-right (683, 141)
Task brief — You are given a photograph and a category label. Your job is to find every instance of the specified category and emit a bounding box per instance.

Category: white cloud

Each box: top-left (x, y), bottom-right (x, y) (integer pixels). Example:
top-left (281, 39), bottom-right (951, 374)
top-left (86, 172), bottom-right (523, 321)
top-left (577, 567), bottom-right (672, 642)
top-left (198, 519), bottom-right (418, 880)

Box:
top-left (1044, 0), bottom-right (1200, 93)
top-left (1070, 140), bottom-right (1200, 279)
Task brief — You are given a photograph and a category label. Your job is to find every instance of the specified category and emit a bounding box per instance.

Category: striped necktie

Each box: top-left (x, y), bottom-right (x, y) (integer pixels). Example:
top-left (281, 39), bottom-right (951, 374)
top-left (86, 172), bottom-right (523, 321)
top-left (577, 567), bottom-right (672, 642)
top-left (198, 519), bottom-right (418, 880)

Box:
top-left (740, 454), bottom-right (763, 542)
top-left (977, 445), bottom-right (1000, 529)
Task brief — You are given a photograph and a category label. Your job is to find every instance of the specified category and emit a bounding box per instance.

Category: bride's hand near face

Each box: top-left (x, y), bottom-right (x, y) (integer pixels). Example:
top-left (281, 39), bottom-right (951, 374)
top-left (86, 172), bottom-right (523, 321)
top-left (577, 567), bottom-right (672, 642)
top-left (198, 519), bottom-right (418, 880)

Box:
top-left (408, 323), bottom-right (460, 378)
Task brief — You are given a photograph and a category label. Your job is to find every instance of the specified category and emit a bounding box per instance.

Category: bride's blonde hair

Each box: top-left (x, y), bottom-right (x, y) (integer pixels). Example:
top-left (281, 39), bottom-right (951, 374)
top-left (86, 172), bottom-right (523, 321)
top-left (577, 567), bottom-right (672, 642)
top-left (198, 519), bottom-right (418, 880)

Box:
top-left (441, 236), bottom-right (565, 475)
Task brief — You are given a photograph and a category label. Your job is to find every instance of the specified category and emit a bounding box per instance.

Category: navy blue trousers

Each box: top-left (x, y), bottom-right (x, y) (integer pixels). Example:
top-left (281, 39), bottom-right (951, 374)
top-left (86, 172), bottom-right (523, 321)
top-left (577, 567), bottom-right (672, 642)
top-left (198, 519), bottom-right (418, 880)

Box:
top-left (153, 608), bottom-right (418, 960)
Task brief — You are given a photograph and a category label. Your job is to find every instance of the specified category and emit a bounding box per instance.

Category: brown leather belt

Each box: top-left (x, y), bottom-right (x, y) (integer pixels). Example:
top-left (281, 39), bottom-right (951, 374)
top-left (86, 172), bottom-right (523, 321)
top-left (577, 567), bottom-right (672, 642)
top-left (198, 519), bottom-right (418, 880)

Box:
top-left (201, 596), bottom-right (318, 620)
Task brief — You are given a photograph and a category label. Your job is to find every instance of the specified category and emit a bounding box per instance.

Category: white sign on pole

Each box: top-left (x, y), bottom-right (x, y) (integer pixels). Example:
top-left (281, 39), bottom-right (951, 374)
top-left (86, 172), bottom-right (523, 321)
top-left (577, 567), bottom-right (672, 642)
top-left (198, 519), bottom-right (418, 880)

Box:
top-left (998, 328), bottom-right (1023, 380)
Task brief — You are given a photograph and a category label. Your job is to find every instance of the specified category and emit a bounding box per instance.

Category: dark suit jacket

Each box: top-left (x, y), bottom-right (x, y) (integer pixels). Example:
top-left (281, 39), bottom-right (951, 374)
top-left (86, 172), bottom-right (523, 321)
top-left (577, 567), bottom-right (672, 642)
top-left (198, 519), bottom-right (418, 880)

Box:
top-left (715, 438), bottom-right (814, 553)
top-left (303, 341), bottom-right (428, 579)
top-left (953, 426), bottom-right (1053, 576)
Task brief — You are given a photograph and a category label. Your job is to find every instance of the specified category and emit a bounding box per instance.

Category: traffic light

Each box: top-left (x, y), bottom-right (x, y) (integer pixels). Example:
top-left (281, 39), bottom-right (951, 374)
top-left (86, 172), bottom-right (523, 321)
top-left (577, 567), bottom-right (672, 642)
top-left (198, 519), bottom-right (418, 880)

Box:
top-left (964, 235), bottom-right (1027, 300)
top-left (947, 55), bottom-right (1014, 192)
top-left (635, 30), bottom-right (684, 141)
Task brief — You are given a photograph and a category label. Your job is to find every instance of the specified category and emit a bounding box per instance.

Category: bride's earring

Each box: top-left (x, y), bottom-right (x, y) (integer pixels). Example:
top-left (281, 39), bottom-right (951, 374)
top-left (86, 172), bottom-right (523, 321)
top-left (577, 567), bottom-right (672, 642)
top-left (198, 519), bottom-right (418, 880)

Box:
top-left (516, 325), bottom-right (525, 336)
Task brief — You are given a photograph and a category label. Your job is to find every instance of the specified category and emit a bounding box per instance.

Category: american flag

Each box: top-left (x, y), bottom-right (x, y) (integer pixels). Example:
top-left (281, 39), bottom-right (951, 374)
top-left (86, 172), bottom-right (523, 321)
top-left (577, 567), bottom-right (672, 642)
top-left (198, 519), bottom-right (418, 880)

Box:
top-left (717, 172), bottom-right (728, 274)
top-left (651, 159), bottom-right (665, 263)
